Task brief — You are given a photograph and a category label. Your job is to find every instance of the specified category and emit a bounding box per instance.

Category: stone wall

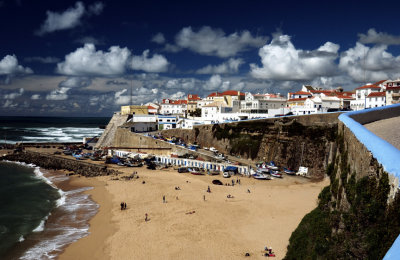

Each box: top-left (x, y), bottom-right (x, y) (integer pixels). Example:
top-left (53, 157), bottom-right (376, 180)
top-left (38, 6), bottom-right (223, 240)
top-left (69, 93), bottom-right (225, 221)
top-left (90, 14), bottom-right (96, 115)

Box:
top-left (95, 113), bottom-right (129, 148)
top-left (112, 127), bottom-right (217, 161)
top-left (4, 151), bottom-right (120, 177)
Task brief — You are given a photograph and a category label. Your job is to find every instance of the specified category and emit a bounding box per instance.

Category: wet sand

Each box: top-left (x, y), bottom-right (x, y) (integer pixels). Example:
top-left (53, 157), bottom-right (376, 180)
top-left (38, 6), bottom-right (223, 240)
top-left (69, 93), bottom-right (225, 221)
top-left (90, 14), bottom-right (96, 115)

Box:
top-left (58, 162), bottom-right (328, 260)
top-left (58, 174), bottom-right (115, 260)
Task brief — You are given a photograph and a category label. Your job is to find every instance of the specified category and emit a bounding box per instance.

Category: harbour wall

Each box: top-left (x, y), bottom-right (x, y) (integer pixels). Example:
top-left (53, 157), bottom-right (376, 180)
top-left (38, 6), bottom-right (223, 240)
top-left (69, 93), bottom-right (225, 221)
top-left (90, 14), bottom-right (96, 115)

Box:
top-left (3, 151), bottom-right (120, 177)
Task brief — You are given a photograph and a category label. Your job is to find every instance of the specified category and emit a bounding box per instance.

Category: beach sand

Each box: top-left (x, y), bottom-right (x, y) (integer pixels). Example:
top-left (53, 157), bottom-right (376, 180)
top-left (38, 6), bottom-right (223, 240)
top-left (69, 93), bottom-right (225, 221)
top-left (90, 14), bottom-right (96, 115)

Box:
top-left (58, 175), bottom-right (115, 260)
top-left (57, 163), bottom-right (328, 260)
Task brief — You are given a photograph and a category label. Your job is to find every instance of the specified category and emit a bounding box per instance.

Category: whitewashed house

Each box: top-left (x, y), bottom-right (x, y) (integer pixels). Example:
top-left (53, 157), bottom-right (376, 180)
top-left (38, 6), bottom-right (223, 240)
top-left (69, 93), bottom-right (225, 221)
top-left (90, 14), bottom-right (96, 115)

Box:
top-left (159, 99), bottom-right (187, 116)
top-left (350, 84), bottom-right (381, 111)
top-left (365, 92), bottom-right (386, 108)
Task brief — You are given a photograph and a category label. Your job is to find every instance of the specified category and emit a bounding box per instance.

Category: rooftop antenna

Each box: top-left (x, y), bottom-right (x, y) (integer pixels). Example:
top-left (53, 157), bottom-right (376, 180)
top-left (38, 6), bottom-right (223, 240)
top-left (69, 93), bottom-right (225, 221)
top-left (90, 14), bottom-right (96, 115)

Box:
top-left (130, 77), bottom-right (133, 105)
top-left (364, 47), bottom-right (366, 85)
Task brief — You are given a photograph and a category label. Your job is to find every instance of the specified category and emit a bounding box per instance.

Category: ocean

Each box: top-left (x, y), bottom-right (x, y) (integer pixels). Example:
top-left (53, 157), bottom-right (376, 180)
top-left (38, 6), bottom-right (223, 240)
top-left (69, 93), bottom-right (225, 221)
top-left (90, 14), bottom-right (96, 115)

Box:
top-left (0, 116), bottom-right (109, 144)
top-left (0, 116), bottom-right (110, 259)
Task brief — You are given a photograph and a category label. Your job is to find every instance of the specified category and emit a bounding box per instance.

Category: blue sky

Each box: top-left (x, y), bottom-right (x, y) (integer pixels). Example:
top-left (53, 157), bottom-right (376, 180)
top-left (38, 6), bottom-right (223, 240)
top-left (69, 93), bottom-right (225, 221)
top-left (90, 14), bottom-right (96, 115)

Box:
top-left (1, 0), bottom-right (400, 116)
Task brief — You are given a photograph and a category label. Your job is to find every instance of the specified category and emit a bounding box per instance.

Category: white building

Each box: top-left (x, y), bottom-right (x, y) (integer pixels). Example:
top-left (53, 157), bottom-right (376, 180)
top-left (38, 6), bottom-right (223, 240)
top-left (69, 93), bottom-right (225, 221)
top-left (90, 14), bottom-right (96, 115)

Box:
top-left (386, 86), bottom-right (400, 105)
top-left (158, 115), bottom-right (178, 130)
top-left (201, 101), bottom-right (232, 120)
top-left (159, 99), bottom-right (187, 115)
top-left (350, 84), bottom-right (381, 111)
top-left (240, 92), bottom-right (287, 114)
top-left (125, 115), bottom-right (158, 132)
top-left (366, 92), bottom-right (386, 108)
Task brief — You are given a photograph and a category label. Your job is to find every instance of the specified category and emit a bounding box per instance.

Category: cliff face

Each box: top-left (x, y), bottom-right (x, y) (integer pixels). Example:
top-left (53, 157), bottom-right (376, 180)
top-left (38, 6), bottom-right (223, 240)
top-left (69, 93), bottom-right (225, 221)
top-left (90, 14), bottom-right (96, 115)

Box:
top-left (163, 113), bottom-right (339, 179)
top-left (284, 121), bottom-right (400, 259)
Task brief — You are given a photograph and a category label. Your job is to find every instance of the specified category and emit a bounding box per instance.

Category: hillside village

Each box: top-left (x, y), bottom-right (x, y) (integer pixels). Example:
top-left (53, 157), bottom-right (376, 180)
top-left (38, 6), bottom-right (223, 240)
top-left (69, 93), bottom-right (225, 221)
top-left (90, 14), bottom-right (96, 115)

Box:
top-left (120, 79), bottom-right (400, 131)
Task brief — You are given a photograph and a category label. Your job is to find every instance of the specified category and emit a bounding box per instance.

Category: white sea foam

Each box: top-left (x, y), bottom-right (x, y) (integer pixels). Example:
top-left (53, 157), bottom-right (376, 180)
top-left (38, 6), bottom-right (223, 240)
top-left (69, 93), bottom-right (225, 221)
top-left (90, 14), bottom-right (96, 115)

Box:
top-left (7, 126), bottom-right (104, 144)
top-left (32, 219), bottom-right (46, 232)
top-left (2, 160), bottom-right (99, 260)
top-left (19, 186), bottom-right (98, 260)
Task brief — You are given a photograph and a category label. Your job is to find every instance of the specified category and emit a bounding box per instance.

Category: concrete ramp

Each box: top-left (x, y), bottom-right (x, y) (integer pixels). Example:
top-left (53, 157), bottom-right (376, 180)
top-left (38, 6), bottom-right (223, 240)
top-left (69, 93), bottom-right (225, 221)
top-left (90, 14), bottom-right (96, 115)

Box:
top-left (95, 113), bottom-right (129, 148)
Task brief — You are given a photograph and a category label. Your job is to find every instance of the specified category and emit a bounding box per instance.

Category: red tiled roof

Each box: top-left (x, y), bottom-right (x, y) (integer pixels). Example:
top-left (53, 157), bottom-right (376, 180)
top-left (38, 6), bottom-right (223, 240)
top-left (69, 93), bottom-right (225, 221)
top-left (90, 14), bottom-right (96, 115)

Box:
top-left (373, 80), bottom-right (387, 86)
top-left (336, 94), bottom-right (355, 100)
top-left (147, 106), bottom-right (157, 109)
top-left (187, 94), bottom-right (201, 100)
top-left (356, 84), bottom-right (381, 90)
top-left (162, 99), bottom-right (188, 105)
top-left (207, 92), bottom-right (222, 98)
top-left (367, 92), bottom-right (386, 97)
top-left (221, 90), bottom-right (245, 96)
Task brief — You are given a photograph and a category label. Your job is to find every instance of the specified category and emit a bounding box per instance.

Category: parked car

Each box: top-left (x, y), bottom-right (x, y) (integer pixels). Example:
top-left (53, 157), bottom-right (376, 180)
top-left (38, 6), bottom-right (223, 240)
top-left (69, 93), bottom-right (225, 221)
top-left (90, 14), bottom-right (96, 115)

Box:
top-left (178, 167), bottom-right (189, 173)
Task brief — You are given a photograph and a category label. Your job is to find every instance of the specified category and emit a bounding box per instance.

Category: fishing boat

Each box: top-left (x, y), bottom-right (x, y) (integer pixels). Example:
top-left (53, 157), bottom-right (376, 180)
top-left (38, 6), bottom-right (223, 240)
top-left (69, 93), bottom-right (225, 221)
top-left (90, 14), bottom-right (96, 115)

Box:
top-left (270, 170), bottom-right (283, 178)
top-left (189, 167), bottom-right (204, 175)
top-left (257, 167), bottom-right (270, 173)
top-left (253, 171), bottom-right (271, 180)
top-left (283, 167), bottom-right (296, 175)
top-left (266, 161), bottom-right (279, 170)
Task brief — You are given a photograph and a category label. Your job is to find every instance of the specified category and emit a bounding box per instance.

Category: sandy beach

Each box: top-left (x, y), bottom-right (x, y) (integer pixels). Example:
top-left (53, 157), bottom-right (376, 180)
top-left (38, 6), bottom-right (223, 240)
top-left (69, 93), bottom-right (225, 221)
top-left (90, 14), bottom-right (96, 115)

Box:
top-left (56, 160), bottom-right (328, 260)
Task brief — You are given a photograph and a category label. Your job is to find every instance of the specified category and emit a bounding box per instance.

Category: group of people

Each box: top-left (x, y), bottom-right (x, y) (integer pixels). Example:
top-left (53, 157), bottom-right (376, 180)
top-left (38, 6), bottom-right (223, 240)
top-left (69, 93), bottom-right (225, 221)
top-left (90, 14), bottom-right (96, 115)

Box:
top-left (174, 186), bottom-right (181, 190)
top-left (120, 202), bottom-right (127, 210)
top-left (264, 246), bottom-right (275, 257)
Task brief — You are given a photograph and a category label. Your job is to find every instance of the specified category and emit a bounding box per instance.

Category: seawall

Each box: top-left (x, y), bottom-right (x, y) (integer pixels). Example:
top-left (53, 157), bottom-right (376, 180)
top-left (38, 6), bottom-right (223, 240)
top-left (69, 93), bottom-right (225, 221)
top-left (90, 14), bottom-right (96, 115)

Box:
top-left (3, 151), bottom-right (120, 177)
top-left (95, 113), bottom-right (129, 149)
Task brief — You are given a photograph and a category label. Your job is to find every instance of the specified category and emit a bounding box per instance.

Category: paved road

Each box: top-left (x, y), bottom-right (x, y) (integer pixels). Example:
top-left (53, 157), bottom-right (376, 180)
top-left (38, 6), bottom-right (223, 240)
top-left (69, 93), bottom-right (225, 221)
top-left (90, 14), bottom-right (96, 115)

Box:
top-left (364, 116), bottom-right (400, 150)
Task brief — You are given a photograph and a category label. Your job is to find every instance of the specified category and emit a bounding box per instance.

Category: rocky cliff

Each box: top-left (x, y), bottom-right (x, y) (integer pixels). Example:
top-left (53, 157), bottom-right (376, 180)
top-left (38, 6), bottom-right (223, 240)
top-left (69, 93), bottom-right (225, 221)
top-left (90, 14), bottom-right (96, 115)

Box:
top-left (284, 120), bottom-right (400, 259)
top-left (163, 113), bottom-right (339, 179)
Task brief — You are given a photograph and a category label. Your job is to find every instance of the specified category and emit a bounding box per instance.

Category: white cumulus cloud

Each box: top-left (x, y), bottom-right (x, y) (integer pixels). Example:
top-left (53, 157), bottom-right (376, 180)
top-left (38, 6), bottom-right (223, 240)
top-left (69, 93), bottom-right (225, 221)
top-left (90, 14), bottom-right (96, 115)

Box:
top-left (46, 87), bottom-right (70, 100)
top-left (3, 88), bottom-right (24, 99)
top-left (339, 42), bottom-right (400, 82)
top-left (173, 26), bottom-right (268, 57)
top-left (196, 58), bottom-right (244, 74)
top-left (36, 1), bottom-right (104, 36)
top-left (115, 89), bottom-right (130, 105)
top-left (130, 50), bottom-right (169, 73)
top-left (57, 43), bottom-right (131, 76)
top-left (0, 55), bottom-right (33, 75)
top-left (203, 74), bottom-right (229, 91)
top-left (31, 94), bottom-right (41, 100)
top-left (358, 28), bottom-right (400, 46)
top-left (250, 33), bottom-right (339, 81)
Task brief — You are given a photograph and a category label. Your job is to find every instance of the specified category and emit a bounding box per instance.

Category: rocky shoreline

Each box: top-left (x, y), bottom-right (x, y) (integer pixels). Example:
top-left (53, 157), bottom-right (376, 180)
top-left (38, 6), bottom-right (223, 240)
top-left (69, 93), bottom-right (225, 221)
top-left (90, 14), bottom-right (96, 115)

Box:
top-left (3, 151), bottom-right (120, 177)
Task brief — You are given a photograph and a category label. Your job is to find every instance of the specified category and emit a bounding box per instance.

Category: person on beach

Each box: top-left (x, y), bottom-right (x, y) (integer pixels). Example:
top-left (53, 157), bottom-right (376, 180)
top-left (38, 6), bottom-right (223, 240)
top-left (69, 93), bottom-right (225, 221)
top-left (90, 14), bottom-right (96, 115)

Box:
top-left (120, 202), bottom-right (124, 210)
top-left (247, 189), bottom-right (251, 193)
top-left (124, 202), bottom-right (127, 210)
top-left (207, 186), bottom-right (211, 193)
top-left (145, 213), bottom-right (148, 222)
top-left (163, 195), bottom-right (166, 203)
top-left (203, 195), bottom-right (206, 201)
